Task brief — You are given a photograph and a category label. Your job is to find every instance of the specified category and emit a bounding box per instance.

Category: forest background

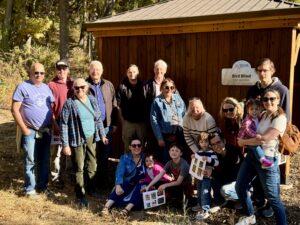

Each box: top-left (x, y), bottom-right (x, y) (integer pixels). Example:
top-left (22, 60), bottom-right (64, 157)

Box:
top-left (0, 0), bottom-right (164, 109)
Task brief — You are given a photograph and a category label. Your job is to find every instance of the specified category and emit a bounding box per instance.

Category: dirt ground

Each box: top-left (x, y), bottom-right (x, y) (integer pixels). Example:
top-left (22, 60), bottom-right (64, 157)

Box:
top-left (0, 109), bottom-right (300, 225)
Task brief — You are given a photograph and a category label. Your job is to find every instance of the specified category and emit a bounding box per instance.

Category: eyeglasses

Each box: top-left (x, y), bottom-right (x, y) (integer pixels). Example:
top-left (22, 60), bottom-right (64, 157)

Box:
top-left (164, 86), bottom-right (175, 90)
top-left (131, 144), bottom-right (142, 148)
top-left (74, 85), bottom-right (85, 90)
top-left (34, 71), bottom-right (45, 75)
top-left (222, 108), bottom-right (234, 113)
top-left (56, 66), bottom-right (67, 71)
top-left (262, 97), bottom-right (277, 102)
top-left (211, 140), bottom-right (222, 146)
top-left (256, 69), bottom-right (270, 73)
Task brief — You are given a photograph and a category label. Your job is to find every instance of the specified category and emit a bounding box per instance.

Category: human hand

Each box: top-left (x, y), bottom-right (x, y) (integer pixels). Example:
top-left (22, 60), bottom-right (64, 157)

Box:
top-left (157, 184), bottom-right (165, 194)
top-left (116, 185), bottom-right (124, 195)
top-left (102, 137), bottom-right (109, 145)
top-left (63, 146), bottom-right (72, 156)
top-left (237, 138), bottom-right (244, 147)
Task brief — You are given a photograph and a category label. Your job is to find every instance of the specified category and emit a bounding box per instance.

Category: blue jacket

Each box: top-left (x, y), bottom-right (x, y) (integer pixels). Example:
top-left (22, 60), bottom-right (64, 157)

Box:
top-left (115, 152), bottom-right (145, 185)
top-left (60, 95), bottom-right (106, 147)
top-left (150, 94), bottom-right (186, 141)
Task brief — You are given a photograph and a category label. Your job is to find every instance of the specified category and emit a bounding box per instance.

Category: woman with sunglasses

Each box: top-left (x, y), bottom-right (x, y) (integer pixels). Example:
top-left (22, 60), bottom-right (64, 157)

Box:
top-left (236, 89), bottom-right (287, 225)
top-left (219, 97), bottom-right (244, 150)
top-left (101, 137), bottom-right (146, 217)
top-left (60, 78), bottom-right (108, 207)
top-left (150, 78), bottom-right (186, 164)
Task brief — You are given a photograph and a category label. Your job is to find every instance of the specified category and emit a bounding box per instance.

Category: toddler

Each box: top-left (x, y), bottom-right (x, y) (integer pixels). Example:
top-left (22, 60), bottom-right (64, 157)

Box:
top-left (192, 132), bottom-right (219, 220)
top-left (238, 99), bottom-right (273, 168)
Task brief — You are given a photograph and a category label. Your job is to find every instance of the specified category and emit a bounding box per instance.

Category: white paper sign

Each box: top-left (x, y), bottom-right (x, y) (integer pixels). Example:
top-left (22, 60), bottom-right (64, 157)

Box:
top-left (143, 190), bottom-right (166, 209)
top-left (189, 154), bottom-right (206, 180)
top-left (222, 60), bottom-right (259, 86)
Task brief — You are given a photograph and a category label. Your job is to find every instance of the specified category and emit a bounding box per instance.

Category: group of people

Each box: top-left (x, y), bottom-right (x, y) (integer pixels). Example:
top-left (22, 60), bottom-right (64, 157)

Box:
top-left (11, 57), bottom-right (289, 225)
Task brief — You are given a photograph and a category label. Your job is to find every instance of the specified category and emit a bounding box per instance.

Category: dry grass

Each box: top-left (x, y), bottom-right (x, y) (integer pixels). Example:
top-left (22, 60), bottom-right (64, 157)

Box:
top-left (0, 109), bottom-right (300, 225)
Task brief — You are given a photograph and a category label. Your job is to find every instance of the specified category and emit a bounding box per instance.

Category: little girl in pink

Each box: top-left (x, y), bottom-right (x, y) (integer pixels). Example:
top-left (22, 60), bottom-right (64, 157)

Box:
top-left (140, 153), bottom-right (173, 185)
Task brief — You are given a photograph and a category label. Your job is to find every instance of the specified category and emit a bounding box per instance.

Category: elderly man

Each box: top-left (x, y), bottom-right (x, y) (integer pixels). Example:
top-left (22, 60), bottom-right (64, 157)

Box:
top-left (117, 64), bottom-right (147, 150)
top-left (86, 60), bottom-right (118, 189)
top-left (48, 59), bottom-right (73, 188)
top-left (12, 62), bottom-right (55, 198)
top-left (60, 78), bottom-right (108, 207)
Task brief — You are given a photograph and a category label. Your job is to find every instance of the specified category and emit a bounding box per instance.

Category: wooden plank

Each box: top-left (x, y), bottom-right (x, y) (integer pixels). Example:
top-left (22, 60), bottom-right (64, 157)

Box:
top-left (89, 18), bottom-right (300, 37)
top-left (136, 36), bottom-right (147, 80)
top-left (119, 36), bottom-right (129, 81)
top-left (146, 36), bottom-right (156, 79)
top-left (185, 33), bottom-right (197, 100)
top-left (174, 34), bottom-right (186, 99)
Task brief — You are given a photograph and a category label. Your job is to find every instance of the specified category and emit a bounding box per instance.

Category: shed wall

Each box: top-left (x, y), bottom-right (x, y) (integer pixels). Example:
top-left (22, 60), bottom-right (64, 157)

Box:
top-left (97, 28), bottom-right (293, 157)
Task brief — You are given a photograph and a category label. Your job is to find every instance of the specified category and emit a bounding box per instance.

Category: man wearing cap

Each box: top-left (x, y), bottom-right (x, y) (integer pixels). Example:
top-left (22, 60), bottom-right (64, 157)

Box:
top-left (11, 62), bottom-right (55, 197)
top-left (48, 59), bottom-right (73, 188)
top-left (86, 60), bottom-right (118, 189)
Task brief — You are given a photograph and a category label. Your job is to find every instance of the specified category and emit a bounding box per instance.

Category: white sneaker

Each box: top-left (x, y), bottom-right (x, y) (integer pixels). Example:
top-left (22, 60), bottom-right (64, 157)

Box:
top-left (235, 215), bottom-right (256, 225)
top-left (195, 210), bottom-right (210, 220)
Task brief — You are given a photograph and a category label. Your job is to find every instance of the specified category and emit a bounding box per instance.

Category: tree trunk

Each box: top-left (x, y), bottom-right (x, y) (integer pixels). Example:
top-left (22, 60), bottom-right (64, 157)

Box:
top-left (1, 0), bottom-right (14, 51)
top-left (103, 0), bottom-right (115, 17)
top-left (59, 0), bottom-right (69, 59)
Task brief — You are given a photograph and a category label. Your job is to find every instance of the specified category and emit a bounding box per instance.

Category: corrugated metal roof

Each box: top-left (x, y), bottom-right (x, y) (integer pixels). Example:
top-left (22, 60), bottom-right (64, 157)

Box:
top-left (88, 0), bottom-right (300, 24)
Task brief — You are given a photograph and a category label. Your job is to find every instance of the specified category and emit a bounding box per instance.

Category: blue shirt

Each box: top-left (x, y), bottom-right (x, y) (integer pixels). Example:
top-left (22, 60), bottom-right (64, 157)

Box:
top-left (75, 98), bottom-right (95, 138)
top-left (91, 82), bottom-right (106, 121)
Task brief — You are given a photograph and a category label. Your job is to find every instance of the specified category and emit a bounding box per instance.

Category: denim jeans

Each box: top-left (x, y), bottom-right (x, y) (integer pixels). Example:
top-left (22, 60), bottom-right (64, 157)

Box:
top-left (21, 128), bottom-right (51, 193)
top-left (235, 149), bottom-right (287, 225)
top-left (220, 181), bottom-right (239, 201)
top-left (197, 177), bottom-right (212, 210)
top-left (251, 145), bottom-right (265, 162)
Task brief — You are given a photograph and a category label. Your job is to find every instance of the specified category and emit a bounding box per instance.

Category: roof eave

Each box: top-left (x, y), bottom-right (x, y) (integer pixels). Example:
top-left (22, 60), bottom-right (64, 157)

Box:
top-left (84, 7), bottom-right (300, 31)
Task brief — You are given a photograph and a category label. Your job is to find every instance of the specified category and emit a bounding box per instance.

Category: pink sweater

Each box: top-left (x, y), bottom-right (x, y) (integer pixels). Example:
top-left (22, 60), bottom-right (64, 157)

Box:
top-left (141, 162), bottom-right (173, 183)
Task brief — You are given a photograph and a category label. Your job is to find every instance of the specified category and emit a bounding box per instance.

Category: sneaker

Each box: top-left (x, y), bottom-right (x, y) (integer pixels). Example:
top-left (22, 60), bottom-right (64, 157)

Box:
top-left (101, 207), bottom-right (110, 216)
top-left (235, 215), bottom-right (256, 225)
top-left (25, 190), bottom-right (39, 199)
top-left (79, 197), bottom-right (89, 208)
top-left (261, 158), bottom-right (274, 169)
top-left (261, 207), bottom-right (274, 218)
top-left (209, 206), bottom-right (221, 213)
top-left (191, 204), bottom-right (202, 212)
top-left (195, 210), bottom-right (210, 220)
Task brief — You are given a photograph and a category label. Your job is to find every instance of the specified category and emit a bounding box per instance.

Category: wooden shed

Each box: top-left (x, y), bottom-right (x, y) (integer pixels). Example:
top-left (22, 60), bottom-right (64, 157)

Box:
top-left (85, 0), bottom-right (300, 182)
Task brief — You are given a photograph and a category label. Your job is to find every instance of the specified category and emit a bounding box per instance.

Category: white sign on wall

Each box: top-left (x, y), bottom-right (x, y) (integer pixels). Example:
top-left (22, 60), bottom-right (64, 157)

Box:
top-left (221, 60), bottom-right (259, 86)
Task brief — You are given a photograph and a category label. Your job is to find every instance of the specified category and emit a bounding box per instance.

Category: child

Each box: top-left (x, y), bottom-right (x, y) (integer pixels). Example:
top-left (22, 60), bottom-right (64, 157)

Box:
top-left (192, 132), bottom-right (219, 220)
top-left (143, 143), bottom-right (193, 203)
top-left (238, 99), bottom-right (273, 168)
top-left (140, 153), bottom-right (173, 185)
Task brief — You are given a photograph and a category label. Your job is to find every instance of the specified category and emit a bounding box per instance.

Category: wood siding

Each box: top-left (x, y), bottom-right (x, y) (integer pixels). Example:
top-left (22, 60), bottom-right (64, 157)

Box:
top-left (97, 28), bottom-right (293, 157)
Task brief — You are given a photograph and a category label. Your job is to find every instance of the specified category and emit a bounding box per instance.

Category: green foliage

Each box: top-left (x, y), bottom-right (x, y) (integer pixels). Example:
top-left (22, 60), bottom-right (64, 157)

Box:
top-left (69, 47), bottom-right (91, 79)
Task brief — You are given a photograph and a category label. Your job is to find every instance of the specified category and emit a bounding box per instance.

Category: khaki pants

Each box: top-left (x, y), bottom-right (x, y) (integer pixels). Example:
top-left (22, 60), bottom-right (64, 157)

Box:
top-left (122, 120), bottom-right (147, 152)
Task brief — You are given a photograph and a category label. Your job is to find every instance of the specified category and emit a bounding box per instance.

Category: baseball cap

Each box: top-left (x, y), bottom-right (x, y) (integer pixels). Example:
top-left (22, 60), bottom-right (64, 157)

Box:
top-left (55, 59), bottom-right (69, 68)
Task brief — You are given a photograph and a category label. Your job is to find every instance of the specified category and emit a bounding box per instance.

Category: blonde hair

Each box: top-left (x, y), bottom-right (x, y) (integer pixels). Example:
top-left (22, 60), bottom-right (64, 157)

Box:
top-left (198, 132), bottom-right (209, 142)
top-left (219, 97), bottom-right (243, 120)
top-left (262, 89), bottom-right (285, 122)
top-left (187, 98), bottom-right (205, 116)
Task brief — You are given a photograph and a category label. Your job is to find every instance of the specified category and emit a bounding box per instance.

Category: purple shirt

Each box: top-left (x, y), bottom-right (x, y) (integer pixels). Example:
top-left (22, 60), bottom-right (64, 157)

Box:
top-left (12, 80), bottom-right (55, 129)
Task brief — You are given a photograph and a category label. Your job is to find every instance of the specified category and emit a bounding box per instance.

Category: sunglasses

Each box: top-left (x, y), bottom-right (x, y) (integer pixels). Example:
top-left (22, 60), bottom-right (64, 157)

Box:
top-left (164, 86), bottom-right (175, 90)
top-left (34, 71), bottom-right (45, 75)
top-left (222, 107), bottom-right (235, 113)
top-left (131, 144), bottom-right (142, 148)
top-left (74, 85), bottom-right (85, 90)
top-left (262, 97), bottom-right (277, 102)
top-left (56, 66), bottom-right (67, 71)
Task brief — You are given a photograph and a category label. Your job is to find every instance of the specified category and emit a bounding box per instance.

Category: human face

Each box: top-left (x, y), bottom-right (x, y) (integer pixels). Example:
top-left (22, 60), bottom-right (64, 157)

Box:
top-left (127, 66), bottom-right (139, 82)
top-left (248, 105), bottom-right (260, 119)
top-left (145, 156), bottom-right (154, 168)
top-left (154, 64), bottom-right (167, 81)
top-left (56, 66), bottom-right (69, 81)
top-left (30, 63), bottom-right (45, 85)
top-left (199, 139), bottom-right (209, 150)
top-left (73, 80), bottom-right (87, 99)
top-left (162, 82), bottom-right (175, 98)
top-left (89, 64), bottom-right (103, 82)
top-left (262, 92), bottom-right (280, 113)
top-left (190, 101), bottom-right (204, 118)
top-left (169, 146), bottom-right (182, 160)
top-left (129, 140), bottom-right (142, 156)
top-left (222, 103), bottom-right (237, 119)
top-left (210, 136), bottom-right (225, 154)
top-left (256, 63), bottom-right (274, 86)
